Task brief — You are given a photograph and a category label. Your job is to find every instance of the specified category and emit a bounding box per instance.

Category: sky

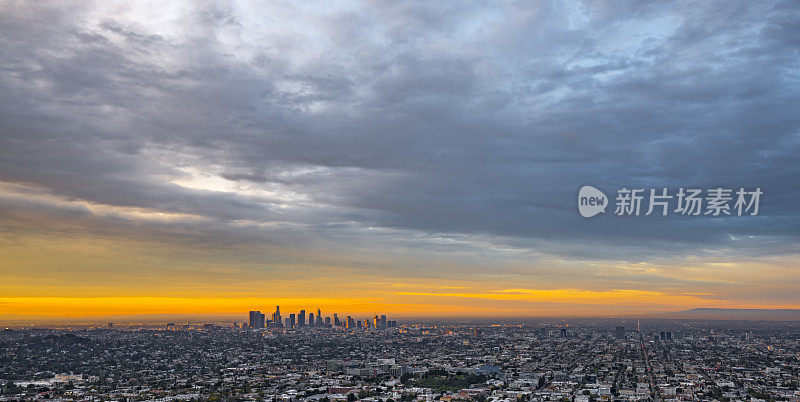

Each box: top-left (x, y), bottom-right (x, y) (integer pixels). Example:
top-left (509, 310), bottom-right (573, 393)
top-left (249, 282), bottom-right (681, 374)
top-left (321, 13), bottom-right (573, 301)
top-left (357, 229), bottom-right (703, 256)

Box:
top-left (0, 0), bottom-right (799, 321)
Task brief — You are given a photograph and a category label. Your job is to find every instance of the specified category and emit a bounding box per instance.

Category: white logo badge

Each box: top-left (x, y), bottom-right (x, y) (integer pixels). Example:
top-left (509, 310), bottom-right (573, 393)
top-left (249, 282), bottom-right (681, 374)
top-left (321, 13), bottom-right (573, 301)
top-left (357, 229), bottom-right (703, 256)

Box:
top-left (578, 186), bottom-right (608, 218)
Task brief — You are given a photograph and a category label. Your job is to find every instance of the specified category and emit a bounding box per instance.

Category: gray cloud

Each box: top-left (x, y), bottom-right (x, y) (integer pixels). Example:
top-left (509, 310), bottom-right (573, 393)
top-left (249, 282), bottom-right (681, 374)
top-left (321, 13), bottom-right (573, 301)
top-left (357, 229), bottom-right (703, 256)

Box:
top-left (0, 0), bottom-right (798, 269)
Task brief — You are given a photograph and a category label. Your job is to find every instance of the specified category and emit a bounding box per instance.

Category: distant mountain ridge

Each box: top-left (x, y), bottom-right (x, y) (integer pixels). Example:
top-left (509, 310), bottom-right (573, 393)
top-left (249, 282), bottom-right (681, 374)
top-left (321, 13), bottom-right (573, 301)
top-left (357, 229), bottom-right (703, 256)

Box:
top-left (664, 308), bottom-right (800, 321)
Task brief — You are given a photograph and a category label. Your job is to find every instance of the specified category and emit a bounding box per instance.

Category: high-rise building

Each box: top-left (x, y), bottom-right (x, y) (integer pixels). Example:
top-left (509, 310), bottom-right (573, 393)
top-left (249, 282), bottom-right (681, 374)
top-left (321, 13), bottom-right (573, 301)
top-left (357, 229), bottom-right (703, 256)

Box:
top-left (273, 306), bottom-right (282, 328)
top-left (346, 316), bottom-right (355, 328)
top-left (249, 311), bottom-right (265, 329)
top-left (298, 310), bottom-right (306, 327)
top-left (325, 317), bottom-right (331, 326)
top-left (106, 323), bottom-right (113, 330)
top-left (309, 313), bottom-right (315, 327)
top-left (380, 315), bottom-right (387, 329)
top-left (334, 313), bottom-right (340, 327)
top-left (373, 315), bottom-right (379, 329)
top-left (316, 308), bottom-right (323, 327)
top-left (289, 313), bottom-right (296, 328)
top-left (357, 320), bottom-right (362, 329)
top-left (615, 326), bottom-right (625, 340)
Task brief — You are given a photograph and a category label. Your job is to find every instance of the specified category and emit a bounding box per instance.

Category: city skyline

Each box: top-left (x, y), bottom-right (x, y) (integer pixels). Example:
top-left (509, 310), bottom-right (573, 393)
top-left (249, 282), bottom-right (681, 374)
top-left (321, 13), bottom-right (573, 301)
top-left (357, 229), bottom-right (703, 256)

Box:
top-left (2, 1), bottom-right (800, 321)
top-left (245, 306), bottom-right (395, 330)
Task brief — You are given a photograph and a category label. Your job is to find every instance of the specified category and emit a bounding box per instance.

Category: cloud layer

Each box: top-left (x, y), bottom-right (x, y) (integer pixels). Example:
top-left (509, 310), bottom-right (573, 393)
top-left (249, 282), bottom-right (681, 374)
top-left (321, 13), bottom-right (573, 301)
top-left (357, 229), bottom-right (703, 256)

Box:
top-left (1, 0), bottom-right (799, 313)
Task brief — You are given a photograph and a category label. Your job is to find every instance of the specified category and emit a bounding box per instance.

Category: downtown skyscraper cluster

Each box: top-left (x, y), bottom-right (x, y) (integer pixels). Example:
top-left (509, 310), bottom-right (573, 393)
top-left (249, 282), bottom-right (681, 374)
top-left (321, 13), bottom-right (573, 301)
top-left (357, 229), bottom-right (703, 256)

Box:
top-left (248, 306), bottom-right (397, 330)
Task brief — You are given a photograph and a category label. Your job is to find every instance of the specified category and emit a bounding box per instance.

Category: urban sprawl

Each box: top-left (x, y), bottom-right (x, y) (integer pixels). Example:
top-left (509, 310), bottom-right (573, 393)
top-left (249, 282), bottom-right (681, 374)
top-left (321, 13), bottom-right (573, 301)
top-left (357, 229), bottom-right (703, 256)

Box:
top-left (1, 314), bottom-right (800, 401)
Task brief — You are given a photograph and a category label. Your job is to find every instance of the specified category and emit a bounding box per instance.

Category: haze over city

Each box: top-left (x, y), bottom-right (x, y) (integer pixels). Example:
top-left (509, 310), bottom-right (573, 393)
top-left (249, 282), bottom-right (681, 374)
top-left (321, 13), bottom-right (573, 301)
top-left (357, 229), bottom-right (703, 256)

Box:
top-left (1, 0), bottom-right (799, 322)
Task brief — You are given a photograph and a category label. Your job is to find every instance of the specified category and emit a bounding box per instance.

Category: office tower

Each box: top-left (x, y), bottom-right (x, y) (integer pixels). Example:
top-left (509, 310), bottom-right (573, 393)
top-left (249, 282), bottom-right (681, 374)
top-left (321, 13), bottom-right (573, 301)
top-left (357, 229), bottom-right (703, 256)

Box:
top-left (316, 308), bottom-right (323, 327)
top-left (357, 320), bottom-right (362, 329)
top-left (289, 313), bottom-right (296, 328)
top-left (309, 313), bottom-right (315, 327)
top-left (660, 331), bottom-right (666, 340)
top-left (346, 316), bottom-right (355, 328)
top-left (106, 323), bottom-right (113, 330)
top-left (380, 315), bottom-right (387, 329)
top-left (666, 331), bottom-right (672, 340)
top-left (615, 326), bottom-right (625, 340)
top-left (560, 328), bottom-right (567, 338)
top-left (249, 311), bottom-right (257, 328)
top-left (249, 311), bottom-right (266, 329)
top-left (273, 306), bottom-right (282, 328)
top-left (325, 317), bottom-right (331, 326)
top-left (285, 317), bottom-right (291, 328)
top-left (334, 313), bottom-right (340, 327)
top-left (298, 310), bottom-right (305, 327)
top-left (373, 314), bottom-right (379, 328)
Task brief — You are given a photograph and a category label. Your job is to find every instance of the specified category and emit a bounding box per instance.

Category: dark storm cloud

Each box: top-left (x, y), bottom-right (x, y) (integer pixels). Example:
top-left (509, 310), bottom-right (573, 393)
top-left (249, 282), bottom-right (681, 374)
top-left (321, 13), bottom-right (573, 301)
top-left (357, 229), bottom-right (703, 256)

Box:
top-left (0, 0), bottom-right (798, 263)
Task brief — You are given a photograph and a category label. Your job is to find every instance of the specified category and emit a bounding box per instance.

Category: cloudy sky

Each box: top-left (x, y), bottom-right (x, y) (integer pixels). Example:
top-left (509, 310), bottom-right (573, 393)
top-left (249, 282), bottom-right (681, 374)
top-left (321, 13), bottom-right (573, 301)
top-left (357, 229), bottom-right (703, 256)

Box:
top-left (1, 0), bottom-right (798, 320)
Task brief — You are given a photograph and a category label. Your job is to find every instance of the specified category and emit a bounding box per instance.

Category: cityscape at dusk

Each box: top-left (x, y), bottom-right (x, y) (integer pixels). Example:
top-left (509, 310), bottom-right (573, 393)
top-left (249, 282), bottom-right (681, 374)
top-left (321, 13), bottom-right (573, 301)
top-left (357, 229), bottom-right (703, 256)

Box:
top-left (1, 0), bottom-right (800, 400)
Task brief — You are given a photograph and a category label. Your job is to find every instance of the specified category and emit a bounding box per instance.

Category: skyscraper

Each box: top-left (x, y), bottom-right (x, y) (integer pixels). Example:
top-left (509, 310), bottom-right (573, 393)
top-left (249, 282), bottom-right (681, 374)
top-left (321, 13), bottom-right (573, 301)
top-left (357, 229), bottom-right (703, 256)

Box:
top-left (346, 316), bottom-right (354, 328)
top-left (380, 315), bottom-right (387, 329)
top-left (309, 313), bottom-right (315, 327)
top-left (334, 313), bottom-right (340, 327)
top-left (615, 326), bottom-right (625, 340)
top-left (316, 308), bottom-right (323, 327)
top-left (373, 314), bottom-right (379, 329)
top-left (273, 306), bottom-right (282, 328)
top-left (289, 313), bottom-right (296, 328)
top-left (298, 310), bottom-right (305, 327)
top-left (249, 311), bottom-right (265, 329)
